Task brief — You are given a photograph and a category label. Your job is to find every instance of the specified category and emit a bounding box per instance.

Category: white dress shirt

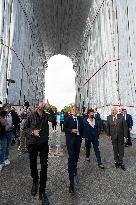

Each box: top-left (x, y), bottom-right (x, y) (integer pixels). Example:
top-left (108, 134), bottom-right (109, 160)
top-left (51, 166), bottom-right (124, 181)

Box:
top-left (72, 115), bottom-right (79, 135)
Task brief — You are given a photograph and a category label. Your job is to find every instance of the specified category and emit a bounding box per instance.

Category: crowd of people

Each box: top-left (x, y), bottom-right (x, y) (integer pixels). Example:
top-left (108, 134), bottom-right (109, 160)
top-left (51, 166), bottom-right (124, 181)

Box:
top-left (0, 101), bottom-right (133, 204)
top-left (0, 103), bottom-right (20, 169)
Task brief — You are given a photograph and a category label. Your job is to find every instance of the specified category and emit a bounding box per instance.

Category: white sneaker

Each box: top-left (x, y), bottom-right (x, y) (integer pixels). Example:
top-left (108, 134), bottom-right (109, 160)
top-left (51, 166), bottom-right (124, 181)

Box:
top-left (0, 163), bottom-right (4, 172)
top-left (4, 159), bottom-right (10, 166)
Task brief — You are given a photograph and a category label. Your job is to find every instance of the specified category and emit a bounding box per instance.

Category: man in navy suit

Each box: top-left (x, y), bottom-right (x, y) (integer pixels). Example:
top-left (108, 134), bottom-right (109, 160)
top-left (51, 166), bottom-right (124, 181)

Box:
top-left (94, 108), bottom-right (101, 120)
top-left (94, 108), bottom-right (102, 132)
top-left (122, 109), bottom-right (133, 146)
top-left (64, 105), bottom-right (83, 194)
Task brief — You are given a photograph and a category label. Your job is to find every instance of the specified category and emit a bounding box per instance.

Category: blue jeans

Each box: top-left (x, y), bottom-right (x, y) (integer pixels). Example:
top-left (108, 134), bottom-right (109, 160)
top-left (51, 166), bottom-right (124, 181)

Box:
top-left (0, 131), bottom-right (14, 163)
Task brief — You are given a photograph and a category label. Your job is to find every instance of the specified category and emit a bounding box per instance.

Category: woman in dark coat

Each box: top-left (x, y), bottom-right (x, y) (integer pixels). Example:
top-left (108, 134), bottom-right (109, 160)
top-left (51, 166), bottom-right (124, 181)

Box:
top-left (83, 108), bottom-right (104, 169)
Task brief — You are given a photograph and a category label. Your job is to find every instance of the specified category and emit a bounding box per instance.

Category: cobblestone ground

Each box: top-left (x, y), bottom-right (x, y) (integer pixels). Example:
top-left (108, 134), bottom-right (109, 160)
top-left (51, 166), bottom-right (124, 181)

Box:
top-left (1, 126), bottom-right (136, 205)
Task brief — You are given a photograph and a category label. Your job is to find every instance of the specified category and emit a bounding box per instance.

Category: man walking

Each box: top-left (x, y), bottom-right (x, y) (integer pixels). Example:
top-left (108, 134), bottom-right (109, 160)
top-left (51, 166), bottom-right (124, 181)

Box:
top-left (107, 107), bottom-right (128, 171)
top-left (64, 105), bottom-right (83, 193)
top-left (23, 101), bottom-right (50, 205)
top-left (94, 108), bottom-right (102, 132)
top-left (122, 108), bottom-right (133, 146)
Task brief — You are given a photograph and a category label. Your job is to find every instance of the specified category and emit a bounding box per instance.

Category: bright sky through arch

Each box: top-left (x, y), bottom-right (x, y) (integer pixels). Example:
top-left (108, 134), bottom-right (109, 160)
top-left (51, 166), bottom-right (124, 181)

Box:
top-left (45, 54), bottom-right (76, 111)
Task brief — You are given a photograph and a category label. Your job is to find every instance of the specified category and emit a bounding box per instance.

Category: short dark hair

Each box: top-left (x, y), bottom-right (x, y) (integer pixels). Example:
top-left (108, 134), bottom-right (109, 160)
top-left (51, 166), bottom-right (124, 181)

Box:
top-left (3, 103), bottom-right (11, 109)
top-left (87, 108), bottom-right (94, 115)
top-left (71, 105), bottom-right (78, 109)
top-left (0, 110), bottom-right (7, 118)
top-left (24, 101), bottom-right (29, 108)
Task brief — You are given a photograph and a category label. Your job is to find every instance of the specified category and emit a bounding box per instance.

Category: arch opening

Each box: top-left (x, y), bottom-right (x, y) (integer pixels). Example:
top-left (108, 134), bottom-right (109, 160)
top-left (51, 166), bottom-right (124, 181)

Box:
top-left (45, 54), bottom-right (76, 111)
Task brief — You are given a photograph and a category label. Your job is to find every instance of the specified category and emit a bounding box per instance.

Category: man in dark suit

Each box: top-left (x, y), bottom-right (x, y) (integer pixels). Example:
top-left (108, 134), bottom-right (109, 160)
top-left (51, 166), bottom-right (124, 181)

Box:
top-left (107, 107), bottom-right (128, 171)
top-left (64, 105), bottom-right (83, 194)
top-left (118, 107), bottom-right (123, 115)
top-left (94, 108), bottom-right (101, 120)
top-left (94, 108), bottom-right (102, 132)
top-left (122, 108), bottom-right (133, 146)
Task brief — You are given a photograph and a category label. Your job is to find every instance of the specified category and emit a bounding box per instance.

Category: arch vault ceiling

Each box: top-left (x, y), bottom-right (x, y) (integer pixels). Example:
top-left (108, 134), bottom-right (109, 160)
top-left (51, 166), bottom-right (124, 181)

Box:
top-left (32, 0), bottom-right (94, 63)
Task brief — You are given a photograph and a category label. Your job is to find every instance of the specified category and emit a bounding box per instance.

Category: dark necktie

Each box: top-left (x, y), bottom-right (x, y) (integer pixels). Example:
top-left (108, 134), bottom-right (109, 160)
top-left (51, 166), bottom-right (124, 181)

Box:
top-left (114, 115), bottom-right (117, 126)
top-left (73, 117), bottom-right (77, 129)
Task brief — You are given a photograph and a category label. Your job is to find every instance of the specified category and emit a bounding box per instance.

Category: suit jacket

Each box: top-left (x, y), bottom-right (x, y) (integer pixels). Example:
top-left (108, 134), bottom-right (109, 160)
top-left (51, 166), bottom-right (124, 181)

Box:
top-left (94, 112), bottom-right (101, 121)
top-left (83, 117), bottom-right (100, 140)
top-left (124, 114), bottom-right (133, 129)
top-left (107, 114), bottom-right (127, 140)
top-left (64, 115), bottom-right (83, 139)
top-left (94, 112), bottom-right (102, 130)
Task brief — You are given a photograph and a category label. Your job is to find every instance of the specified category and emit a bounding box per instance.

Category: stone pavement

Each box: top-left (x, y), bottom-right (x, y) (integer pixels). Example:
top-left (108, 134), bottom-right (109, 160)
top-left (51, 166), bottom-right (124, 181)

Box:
top-left (1, 129), bottom-right (136, 205)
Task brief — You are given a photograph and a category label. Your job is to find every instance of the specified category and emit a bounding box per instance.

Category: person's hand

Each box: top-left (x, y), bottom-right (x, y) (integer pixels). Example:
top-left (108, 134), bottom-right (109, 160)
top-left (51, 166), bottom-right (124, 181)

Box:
top-left (33, 130), bottom-right (40, 137)
top-left (45, 99), bottom-right (50, 108)
top-left (71, 129), bottom-right (78, 134)
top-left (124, 137), bottom-right (128, 144)
top-left (129, 128), bottom-right (132, 132)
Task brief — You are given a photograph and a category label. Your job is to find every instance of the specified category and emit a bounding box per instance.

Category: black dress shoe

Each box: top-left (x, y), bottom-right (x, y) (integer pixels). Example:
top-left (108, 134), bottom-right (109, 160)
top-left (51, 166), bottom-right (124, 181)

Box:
top-left (120, 164), bottom-right (126, 171)
top-left (98, 164), bottom-right (105, 169)
top-left (11, 139), bottom-right (16, 146)
top-left (128, 143), bottom-right (132, 146)
top-left (69, 184), bottom-right (74, 194)
top-left (115, 162), bottom-right (119, 168)
top-left (39, 192), bottom-right (49, 205)
top-left (31, 182), bottom-right (38, 196)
